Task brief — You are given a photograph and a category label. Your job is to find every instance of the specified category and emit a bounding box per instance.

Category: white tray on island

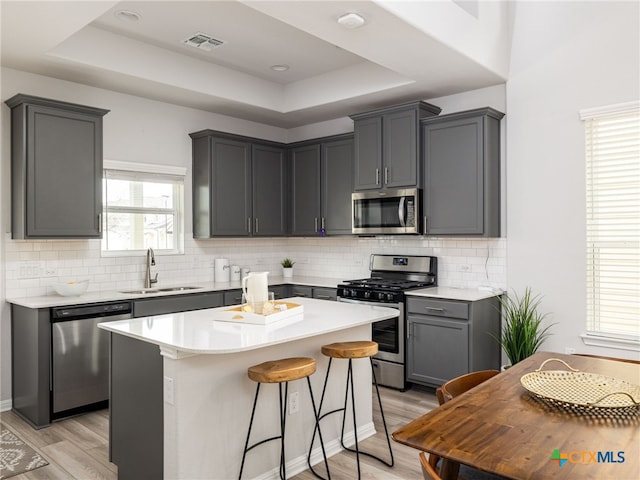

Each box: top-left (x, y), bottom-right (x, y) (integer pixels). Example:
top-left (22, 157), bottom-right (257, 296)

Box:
top-left (212, 301), bottom-right (303, 325)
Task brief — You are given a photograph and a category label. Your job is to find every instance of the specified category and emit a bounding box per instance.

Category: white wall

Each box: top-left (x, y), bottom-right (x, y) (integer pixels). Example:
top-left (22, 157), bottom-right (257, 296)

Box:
top-left (506, 1), bottom-right (639, 359)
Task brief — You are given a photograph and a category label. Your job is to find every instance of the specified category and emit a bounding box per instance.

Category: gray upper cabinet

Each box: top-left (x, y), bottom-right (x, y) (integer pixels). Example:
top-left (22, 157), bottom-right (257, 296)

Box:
top-left (191, 130), bottom-right (287, 237)
top-left (321, 137), bottom-right (354, 235)
top-left (351, 101), bottom-right (441, 191)
top-left (252, 143), bottom-right (288, 236)
top-left (290, 134), bottom-right (354, 236)
top-left (6, 94), bottom-right (109, 239)
top-left (290, 143), bottom-right (321, 236)
top-left (422, 108), bottom-right (504, 237)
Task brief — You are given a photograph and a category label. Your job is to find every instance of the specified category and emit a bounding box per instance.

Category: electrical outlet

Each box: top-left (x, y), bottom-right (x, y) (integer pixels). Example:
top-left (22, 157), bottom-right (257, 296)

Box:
top-left (288, 391), bottom-right (299, 415)
top-left (18, 263), bottom-right (41, 279)
top-left (459, 264), bottom-right (470, 272)
top-left (163, 376), bottom-right (175, 405)
top-left (43, 268), bottom-right (58, 277)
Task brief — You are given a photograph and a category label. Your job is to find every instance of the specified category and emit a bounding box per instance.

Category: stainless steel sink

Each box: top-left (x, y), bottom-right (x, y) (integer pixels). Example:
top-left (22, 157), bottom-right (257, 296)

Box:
top-left (157, 286), bottom-right (201, 292)
top-left (119, 288), bottom-right (160, 294)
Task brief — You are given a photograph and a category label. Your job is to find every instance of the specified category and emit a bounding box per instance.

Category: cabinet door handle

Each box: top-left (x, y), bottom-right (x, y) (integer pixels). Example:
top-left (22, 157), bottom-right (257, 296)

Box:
top-left (314, 217), bottom-right (318, 232)
top-left (375, 168), bottom-right (380, 186)
top-left (321, 217), bottom-right (325, 229)
top-left (98, 213), bottom-right (102, 233)
top-left (425, 307), bottom-right (445, 312)
top-left (315, 295), bottom-right (331, 300)
top-left (384, 167), bottom-right (389, 185)
top-left (423, 215), bottom-right (427, 235)
top-left (247, 217), bottom-right (252, 233)
top-left (255, 218), bottom-right (259, 233)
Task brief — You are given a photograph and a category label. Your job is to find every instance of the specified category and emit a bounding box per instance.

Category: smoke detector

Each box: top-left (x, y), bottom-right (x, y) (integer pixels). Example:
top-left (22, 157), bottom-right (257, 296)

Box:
top-left (337, 12), bottom-right (366, 29)
top-left (183, 33), bottom-right (225, 52)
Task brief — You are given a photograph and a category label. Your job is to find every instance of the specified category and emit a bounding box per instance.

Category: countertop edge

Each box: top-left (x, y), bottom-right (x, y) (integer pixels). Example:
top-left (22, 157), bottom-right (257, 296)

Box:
top-left (406, 286), bottom-right (503, 302)
top-left (6, 275), bottom-right (343, 309)
top-left (97, 298), bottom-right (398, 355)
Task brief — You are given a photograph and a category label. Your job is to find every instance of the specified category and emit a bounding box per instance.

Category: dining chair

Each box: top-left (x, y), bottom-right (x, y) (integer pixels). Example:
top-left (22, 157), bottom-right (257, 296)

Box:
top-left (420, 452), bottom-right (442, 480)
top-left (432, 370), bottom-right (504, 480)
top-left (439, 370), bottom-right (500, 403)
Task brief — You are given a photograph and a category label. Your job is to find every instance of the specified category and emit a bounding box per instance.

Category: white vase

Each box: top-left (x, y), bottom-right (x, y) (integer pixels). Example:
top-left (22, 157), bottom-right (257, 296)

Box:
top-left (282, 267), bottom-right (293, 278)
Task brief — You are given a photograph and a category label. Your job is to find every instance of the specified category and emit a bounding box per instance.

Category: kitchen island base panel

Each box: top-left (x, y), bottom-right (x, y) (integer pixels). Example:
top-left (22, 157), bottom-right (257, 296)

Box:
top-left (163, 324), bottom-right (373, 480)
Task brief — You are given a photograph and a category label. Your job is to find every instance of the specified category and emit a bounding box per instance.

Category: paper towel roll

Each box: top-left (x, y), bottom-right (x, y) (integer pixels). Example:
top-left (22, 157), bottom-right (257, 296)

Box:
top-left (215, 258), bottom-right (230, 283)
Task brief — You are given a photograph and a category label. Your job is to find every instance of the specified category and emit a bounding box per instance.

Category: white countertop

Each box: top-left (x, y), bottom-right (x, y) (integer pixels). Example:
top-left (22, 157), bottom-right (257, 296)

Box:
top-left (97, 296), bottom-right (398, 356)
top-left (406, 286), bottom-right (503, 302)
top-left (6, 275), bottom-right (343, 309)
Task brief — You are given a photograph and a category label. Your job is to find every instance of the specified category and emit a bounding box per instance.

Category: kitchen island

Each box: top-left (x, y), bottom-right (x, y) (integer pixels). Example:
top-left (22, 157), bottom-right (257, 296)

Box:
top-left (98, 297), bottom-right (398, 480)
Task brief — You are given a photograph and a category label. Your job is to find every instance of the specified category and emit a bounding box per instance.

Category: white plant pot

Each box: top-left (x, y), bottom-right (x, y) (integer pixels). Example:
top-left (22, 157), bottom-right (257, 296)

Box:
top-left (282, 267), bottom-right (293, 278)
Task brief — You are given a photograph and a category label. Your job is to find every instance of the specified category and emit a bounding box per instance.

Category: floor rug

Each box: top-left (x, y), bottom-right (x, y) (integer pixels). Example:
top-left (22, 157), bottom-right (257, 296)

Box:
top-left (0, 423), bottom-right (49, 479)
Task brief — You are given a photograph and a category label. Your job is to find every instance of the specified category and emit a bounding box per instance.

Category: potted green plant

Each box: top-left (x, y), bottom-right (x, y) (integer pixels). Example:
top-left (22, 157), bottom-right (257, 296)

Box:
top-left (281, 258), bottom-right (295, 278)
top-left (494, 288), bottom-right (555, 368)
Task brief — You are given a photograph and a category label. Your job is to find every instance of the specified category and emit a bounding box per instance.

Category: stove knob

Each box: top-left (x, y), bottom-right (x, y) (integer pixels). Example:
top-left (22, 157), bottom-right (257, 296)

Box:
top-left (377, 292), bottom-right (386, 300)
top-left (350, 289), bottom-right (358, 297)
top-left (386, 293), bottom-right (395, 302)
top-left (363, 291), bottom-right (371, 299)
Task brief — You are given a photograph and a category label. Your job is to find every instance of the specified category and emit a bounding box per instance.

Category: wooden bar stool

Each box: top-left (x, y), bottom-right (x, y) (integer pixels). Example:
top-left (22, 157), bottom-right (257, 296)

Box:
top-left (239, 357), bottom-right (330, 480)
top-left (308, 341), bottom-right (394, 479)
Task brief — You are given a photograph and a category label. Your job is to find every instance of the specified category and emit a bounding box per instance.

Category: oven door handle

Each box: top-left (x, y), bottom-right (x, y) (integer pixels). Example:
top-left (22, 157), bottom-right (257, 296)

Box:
top-left (338, 298), bottom-right (400, 309)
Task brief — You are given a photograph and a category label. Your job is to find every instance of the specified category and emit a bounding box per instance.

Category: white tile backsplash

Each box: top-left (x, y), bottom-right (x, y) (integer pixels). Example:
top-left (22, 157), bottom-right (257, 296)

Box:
top-left (4, 236), bottom-right (506, 298)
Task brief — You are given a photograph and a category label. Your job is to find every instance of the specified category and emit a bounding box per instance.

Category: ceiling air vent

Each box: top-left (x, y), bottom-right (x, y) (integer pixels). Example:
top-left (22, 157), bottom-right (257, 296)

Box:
top-left (183, 33), bottom-right (224, 52)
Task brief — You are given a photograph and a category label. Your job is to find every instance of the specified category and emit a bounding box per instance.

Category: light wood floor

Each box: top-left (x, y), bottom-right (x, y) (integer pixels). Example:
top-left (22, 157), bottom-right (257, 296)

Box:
top-left (1, 385), bottom-right (438, 480)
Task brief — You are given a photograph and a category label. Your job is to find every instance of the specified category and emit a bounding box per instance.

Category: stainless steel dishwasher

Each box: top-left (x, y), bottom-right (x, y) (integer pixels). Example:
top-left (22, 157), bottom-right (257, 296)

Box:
top-left (51, 301), bottom-right (132, 418)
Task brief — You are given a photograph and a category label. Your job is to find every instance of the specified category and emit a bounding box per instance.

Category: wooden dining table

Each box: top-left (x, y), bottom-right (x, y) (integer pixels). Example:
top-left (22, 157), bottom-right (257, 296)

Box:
top-left (392, 351), bottom-right (640, 480)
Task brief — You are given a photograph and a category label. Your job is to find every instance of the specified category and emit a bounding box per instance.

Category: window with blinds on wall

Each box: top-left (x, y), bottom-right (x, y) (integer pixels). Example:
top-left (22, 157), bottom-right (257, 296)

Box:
top-left (102, 161), bottom-right (185, 254)
top-left (581, 102), bottom-right (640, 346)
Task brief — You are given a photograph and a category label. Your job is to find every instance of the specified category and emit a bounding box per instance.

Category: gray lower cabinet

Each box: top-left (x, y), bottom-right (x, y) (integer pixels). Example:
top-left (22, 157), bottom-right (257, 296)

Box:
top-left (5, 94), bottom-right (109, 239)
top-left (422, 107), bottom-right (504, 236)
top-left (290, 134), bottom-right (354, 236)
top-left (290, 285), bottom-right (337, 300)
top-left (110, 333), bottom-right (163, 480)
top-left (191, 130), bottom-right (287, 237)
top-left (406, 296), bottom-right (501, 387)
top-left (312, 287), bottom-right (338, 301)
top-left (351, 101), bottom-right (441, 191)
top-left (133, 292), bottom-right (223, 317)
top-left (10, 305), bottom-right (50, 428)
top-left (223, 289), bottom-right (244, 306)
top-left (291, 285), bottom-right (313, 298)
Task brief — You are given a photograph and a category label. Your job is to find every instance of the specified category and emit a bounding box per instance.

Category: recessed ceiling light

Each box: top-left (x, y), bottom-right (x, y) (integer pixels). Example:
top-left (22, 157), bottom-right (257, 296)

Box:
top-left (115, 10), bottom-right (141, 22)
top-left (270, 64), bottom-right (290, 72)
top-left (337, 12), bottom-right (366, 29)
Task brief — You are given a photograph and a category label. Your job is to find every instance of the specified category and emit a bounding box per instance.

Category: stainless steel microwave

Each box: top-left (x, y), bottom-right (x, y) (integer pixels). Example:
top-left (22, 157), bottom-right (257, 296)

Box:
top-left (352, 188), bottom-right (420, 235)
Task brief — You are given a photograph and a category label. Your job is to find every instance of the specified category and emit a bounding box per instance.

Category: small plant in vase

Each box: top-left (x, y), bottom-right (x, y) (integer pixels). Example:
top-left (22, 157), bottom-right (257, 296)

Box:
top-left (281, 258), bottom-right (295, 278)
top-left (493, 288), bottom-right (555, 369)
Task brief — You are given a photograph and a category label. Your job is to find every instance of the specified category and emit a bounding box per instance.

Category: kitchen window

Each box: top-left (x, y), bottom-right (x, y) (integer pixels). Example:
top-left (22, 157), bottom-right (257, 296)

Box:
top-left (102, 160), bottom-right (185, 255)
top-left (581, 102), bottom-right (640, 350)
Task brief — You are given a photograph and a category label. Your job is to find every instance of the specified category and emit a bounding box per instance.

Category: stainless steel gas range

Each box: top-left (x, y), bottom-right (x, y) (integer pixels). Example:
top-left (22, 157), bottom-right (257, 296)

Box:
top-left (337, 254), bottom-right (437, 390)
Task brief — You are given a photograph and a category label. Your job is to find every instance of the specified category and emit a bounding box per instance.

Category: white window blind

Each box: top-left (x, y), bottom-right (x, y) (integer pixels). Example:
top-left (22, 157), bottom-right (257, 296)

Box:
top-left (582, 102), bottom-right (640, 342)
top-left (102, 162), bottom-right (185, 254)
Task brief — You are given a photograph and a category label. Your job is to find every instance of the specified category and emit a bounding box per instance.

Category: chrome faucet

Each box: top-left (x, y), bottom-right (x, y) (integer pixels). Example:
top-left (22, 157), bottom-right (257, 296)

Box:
top-left (144, 248), bottom-right (158, 288)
